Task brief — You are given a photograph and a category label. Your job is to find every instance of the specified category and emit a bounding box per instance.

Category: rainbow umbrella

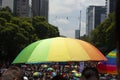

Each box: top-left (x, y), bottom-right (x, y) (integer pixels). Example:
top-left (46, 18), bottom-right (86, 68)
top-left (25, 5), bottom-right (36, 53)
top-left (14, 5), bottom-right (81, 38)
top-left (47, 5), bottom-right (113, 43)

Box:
top-left (47, 67), bottom-right (54, 71)
top-left (33, 72), bottom-right (42, 77)
top-left (71, 70), bottom-right (78, 73)
top-left (74, 73), bottom-right (81, 78)
top-left (97, 49), bottom-right (117, 75)
top-left (42, 64), bottom-right (48, 68)
top-left (12, 37), bottom-right (107, 64)
top-left (51, 72), bottom-right (57, 77)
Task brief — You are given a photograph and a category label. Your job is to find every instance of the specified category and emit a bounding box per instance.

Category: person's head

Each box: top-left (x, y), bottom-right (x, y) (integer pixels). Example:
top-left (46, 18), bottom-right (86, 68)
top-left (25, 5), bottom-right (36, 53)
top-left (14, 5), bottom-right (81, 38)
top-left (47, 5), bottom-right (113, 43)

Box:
top-left (51, 74), bottom-right (68, 80)
top-left (81, 67), bottom-right (99, 80)
top-left (1, 66), bottom-right (22, 80)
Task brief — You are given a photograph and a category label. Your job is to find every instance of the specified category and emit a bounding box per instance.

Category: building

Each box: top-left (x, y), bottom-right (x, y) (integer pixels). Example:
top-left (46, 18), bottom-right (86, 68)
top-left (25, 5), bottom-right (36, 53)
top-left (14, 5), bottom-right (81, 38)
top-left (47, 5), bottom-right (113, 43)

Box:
top-left (14, 0), bottom-right (30, 17)
top-left (86, 6), bottom-right (106, 36)
top-left (0, 0), bottom-right (14, 11)
top-left (0, 0), bottom-right (2, 9)
top-left (105, 0), bottom-right (116, 16)
top-left (75, 29), bottom-right (80, 39)
top-left (0, 0), bottom-right (30, 17)
top-left (0, 0), bottom-right (49, 18)
top-left (32, 0), bottom-right (49, 21)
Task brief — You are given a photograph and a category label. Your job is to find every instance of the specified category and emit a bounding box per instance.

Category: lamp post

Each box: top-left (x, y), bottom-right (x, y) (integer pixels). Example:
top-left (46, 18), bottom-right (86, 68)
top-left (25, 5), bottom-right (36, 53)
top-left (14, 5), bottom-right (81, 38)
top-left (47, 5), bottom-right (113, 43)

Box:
top-left (79, 10), bottom-right (81, 39)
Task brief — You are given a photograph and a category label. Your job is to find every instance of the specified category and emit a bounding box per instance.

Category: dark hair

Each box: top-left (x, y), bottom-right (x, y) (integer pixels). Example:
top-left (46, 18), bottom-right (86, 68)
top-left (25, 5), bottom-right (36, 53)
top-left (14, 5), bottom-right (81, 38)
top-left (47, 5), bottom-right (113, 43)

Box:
top-left (82, 67), bottom-right (99, 80)
top-left (1, 66), bottom-right (22, 80)
top-left (51, 75), bottom-right (68, 80)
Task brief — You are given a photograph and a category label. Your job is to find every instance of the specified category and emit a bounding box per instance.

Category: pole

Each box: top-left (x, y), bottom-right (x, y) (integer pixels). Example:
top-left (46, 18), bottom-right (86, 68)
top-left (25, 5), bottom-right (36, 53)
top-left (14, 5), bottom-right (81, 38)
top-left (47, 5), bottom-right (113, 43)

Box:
top-left (79, 10), bottom-right (81, 39)
top-left (116, 0), bottom-right (120, 79)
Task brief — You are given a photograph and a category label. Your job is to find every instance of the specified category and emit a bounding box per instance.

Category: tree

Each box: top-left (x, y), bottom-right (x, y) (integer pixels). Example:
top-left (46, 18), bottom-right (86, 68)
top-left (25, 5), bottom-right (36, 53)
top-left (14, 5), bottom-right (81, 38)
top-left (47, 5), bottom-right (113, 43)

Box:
top-left (0, 18), bottom-right (7, 26)
top-left (10, 17), bottom-right (22, 25)
top-left (81, 35), bottom-right (91, 42)
top-left (0, 6), bottom-right (12, 13)
top-left (32, 16), bottom-right (59, 39)
top-left (0, 23), bottom-right (20, 61)
top-left (0, 11), bottom-right (12, 22)
top-left (90, 13), bottom-right (115, 55)
top-left (49, 24), bottom-right (60, 37)
top-left (20, 17), bottom-right (32, 23)
top-left (0, 22), bottom-right (38, 62)
top-left (20, 21), bottom-right (39, 43)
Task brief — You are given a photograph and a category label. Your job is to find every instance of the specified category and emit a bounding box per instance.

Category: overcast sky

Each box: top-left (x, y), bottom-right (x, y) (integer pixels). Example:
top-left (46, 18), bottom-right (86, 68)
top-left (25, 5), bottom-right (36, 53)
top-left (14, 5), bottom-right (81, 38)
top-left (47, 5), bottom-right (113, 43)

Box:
top-left (49, 0), bottom-right (105, 38)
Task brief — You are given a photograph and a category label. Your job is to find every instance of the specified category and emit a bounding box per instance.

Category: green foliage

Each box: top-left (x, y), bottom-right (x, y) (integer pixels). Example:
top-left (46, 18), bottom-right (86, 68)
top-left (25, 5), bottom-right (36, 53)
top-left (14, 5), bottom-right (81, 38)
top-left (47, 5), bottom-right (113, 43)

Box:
top-left (0, 6), bottom-right (12, 13)
top-left (21, 21), bottom-right (34, 32)
top-left (0, 11), bottom-right (12, 22)
top-left (81, 35), bottom-right (91, 42)
top-left (32, 16), bottom-right (60, 39)
top-left (20, 17), bottom-right (32, 23)
top-left (48, 25), bottom-right (60, 37)
top-left (0, 18), bottom-right (7, 26)
top-left (32, 16), bottom-right (46, 26)
top-left (10, 17), bottom-right (22, 25)
top-left (0, 23), bottom-right (19, 61)
top-left (34, 22), bottom-right (49, 38)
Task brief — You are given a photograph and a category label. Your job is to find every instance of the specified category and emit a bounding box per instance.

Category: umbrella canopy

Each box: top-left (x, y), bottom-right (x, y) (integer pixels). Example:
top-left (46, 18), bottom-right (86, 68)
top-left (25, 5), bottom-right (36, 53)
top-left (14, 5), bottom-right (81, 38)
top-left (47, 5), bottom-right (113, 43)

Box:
top-left (47, 67), bottom-right (54, 71)
top-left (71, 70), bottom-right (78, 73)
top-left (97, 49), bottom-right (117, 75)
top-left (42, 64), bottom-right (48, 68)
top-left (51, 72), bottom-right (57, 77)
top-left (74, 73), bottom-right (81, 77)
top-left (13, 37), bottom-right (107, 64)
top-left (33, 72), bottom-right (42, 77)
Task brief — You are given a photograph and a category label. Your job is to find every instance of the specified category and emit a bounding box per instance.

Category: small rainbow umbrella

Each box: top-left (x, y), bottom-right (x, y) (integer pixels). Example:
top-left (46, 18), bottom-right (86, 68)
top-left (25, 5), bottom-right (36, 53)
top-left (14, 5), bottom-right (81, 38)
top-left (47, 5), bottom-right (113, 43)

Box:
top-left (71, 70), bottom-right (78, 73)
top-left (47, 67), bottom-right (54, 71)
top-left (42, 64), bottom-right (48, 68)
top-left (97, 49), bottom-right (117, 75)
top-left (74, 73), bottom-right (81, 78)
top-left (12, 37), bottom-right (107, 64)
top-left (33, 72), bottom-right (42, 77)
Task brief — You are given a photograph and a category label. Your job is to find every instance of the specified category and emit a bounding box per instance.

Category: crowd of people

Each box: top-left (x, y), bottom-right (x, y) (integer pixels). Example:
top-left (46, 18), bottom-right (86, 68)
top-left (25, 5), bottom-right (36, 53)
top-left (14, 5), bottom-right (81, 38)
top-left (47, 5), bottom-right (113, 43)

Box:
top-left (0, 62), bottom-right (118, 80)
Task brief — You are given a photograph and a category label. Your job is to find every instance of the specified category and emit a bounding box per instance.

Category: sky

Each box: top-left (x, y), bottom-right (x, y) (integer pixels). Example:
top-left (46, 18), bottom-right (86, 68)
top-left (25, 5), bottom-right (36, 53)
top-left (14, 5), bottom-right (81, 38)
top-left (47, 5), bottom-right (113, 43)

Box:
top-left (49, 0), bottom-right (105, 38)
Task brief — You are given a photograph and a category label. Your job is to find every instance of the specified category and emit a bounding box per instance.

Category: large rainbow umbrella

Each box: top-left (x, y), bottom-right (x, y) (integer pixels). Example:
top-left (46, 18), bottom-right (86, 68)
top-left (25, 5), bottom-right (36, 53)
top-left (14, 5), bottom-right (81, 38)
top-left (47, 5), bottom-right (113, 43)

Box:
top-left (12, 37), bottom-right (107, 64)
top-left (97, 49), bottom-right (117, 75)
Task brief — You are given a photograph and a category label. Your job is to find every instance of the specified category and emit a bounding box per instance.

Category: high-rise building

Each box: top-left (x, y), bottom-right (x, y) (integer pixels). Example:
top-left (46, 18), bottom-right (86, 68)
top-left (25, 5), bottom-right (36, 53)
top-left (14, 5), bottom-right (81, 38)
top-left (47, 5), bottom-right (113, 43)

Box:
top-left (86, 6), bottom-right (106, 36)
top-left (0, 0), bottom-right (14, 11)
top-left (75, 29), bottom-right (80, 39)
top-left (32, 0), bottom-right (49, 21)
top-left (14, 0), bottom-right (30, 17)
top-left (105, 0), bottom-right (116, 16)
top-left (0, 0), bottom-right (2, 9)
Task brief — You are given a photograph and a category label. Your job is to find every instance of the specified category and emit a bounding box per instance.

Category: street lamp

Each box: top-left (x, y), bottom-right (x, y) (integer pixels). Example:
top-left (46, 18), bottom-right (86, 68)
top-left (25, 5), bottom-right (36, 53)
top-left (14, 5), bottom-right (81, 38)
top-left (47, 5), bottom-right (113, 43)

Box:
top-left (79, 10), bottom-right (81, 39)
